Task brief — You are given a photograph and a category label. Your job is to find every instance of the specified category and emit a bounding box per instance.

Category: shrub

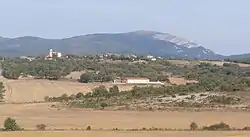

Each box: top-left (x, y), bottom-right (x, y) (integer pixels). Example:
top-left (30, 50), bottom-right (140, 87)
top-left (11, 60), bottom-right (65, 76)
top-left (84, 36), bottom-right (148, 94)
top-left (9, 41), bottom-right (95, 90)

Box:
top-left (190, 95), bottom-right (196, 100)
top-left (4, 117), bottom-right (21, 131)
top-left (86, 126), bottom-right (91, 130)
top-left (179, 92), bottom-right (187, 96)
top-left (44, 96), bottom-right (50, 102)
top-left (100, 102), bottom-right (108, 109)
top-left (79, 73), bottom-right (94, 83)
top-left (61, 93), bottom-right (69, 101)
top-left (242, 126), bottom-right (250, 131)
top-left (202, 122), bottom-right (231, 131)
top-left (0, 82), bottom-right (5, 101)
top-left (76, 92), bottom-right (84, 99)
top-left (171, 95), bottom-right (176, 98)
top-left (149, 106), bottom-right (153, 111)
top-left (36, 124), bottom-right (46, 131)
top-left (92, 86), bottom-right (109, 97)
top-left (109, 85), bottom-right (119, 95)
top-left (141, 127), bottom-right (147, 131)
top-left (190, 122), bottom-right (198, 130)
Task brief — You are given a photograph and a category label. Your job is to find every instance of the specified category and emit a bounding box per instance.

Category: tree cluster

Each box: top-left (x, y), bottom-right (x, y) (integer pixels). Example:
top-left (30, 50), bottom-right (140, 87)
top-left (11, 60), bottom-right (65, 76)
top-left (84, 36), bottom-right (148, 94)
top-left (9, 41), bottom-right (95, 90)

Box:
top-left (0, 82), bottom-right (5, 101)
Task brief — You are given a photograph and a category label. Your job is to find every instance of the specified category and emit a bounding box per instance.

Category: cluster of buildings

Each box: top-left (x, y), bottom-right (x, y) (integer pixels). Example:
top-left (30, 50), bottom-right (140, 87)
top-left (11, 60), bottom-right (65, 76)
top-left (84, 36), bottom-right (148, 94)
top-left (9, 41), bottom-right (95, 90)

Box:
top-left (45, 49), bottom-right (62, 60)
top-left (146, 55), bottom-right (163, 61)
top-left (97, 53), bottom-right (163, 61)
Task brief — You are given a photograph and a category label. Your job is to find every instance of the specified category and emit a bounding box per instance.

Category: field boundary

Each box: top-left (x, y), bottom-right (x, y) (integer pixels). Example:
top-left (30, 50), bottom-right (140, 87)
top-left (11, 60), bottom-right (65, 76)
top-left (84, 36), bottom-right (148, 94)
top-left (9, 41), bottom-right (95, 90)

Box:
top-left (1, 127), bottom-right (250, 132)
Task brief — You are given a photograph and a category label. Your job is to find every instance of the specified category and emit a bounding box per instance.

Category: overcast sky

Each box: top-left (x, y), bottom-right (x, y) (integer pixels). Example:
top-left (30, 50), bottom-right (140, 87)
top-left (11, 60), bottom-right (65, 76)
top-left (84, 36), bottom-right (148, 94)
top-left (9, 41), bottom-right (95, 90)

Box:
top-left (0, 0), bottom-right (250, 55)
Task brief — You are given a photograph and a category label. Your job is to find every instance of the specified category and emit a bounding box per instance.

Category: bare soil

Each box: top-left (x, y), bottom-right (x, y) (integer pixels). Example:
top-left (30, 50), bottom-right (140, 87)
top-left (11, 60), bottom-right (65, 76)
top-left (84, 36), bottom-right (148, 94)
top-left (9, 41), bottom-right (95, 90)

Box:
top-left (0, 78), bottom-right (133, 103)
top-left (0, 103), bottom-right (250, 130)
top-left (1, 131), bottom-right (250, 137)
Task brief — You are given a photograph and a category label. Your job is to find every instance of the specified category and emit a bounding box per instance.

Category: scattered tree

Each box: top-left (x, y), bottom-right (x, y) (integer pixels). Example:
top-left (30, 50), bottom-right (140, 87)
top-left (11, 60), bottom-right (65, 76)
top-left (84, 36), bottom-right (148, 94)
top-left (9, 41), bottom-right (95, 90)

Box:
top-left (79, 73), bottom-right (94, 83)
top-left (36, 124), bottom-right (46, 131)
top-left (109, 85), bottom-right (119, 95)
top-left (202, 122), bottom-right (231, 131)
top-left (86, 125), bottom-right (91, 131)
top-left (0, 82), bottom-right (5, 101)
top-left (92, 85), bottom-right (109, 97)
top-left (44, 96), bottom-right (50, 102)
top-left (100, 102), bottom-right (108, 109)
top-left (190, 122), bottom-right (198, 130)
top-left (4, 117), bottom-right (21, 131)
top-left (76, 92), bottom-right (84, 99)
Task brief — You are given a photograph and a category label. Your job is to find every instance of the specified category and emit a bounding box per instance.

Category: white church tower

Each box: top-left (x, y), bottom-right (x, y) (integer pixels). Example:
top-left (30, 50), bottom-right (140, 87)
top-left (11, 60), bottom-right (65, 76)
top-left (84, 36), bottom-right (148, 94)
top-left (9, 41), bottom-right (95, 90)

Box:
top-left (49, 49), bottom-right (53, 58)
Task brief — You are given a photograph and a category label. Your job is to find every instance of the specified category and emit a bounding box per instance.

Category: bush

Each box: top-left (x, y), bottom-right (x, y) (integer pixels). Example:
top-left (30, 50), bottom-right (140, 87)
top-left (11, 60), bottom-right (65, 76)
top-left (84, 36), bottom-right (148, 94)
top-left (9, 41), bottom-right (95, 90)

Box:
top-left (0, 82), bottom-right (5, 101)
top-left (76, 92), bottom-right (84, 99)
top-left (179, 92), bottom-right (187, 96)
top-left (202, 122), bottom-right (231, 131)
top-left (36, 124), bottom-right (46, 131)
top-left (4, 117), bottom-right (21, 131)
top-left (92, 86), bottom-right (109, 97)
top-left (190, 122), bottom-right (198, 130)
top-left (86, 125), bottom-right (91, 130)
top-left (109, 85), bottom-right (119, 95)
top-left (61, 93), bottom-right (69, 101)
top-left (242, 126), bottom-right (250, 131)
top-left (79, 72), bottom-right (94, 83)
top-left (2, 70), bottom-right (20, 80)
top-left (44, 96), bottom-right (50, 102)
top-left (100, 102), bottom-right (108, 109)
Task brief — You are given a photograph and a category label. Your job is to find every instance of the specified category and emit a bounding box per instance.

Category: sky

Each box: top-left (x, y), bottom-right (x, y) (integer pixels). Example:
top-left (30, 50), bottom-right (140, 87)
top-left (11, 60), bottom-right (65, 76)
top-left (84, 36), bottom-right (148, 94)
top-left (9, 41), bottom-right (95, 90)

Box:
top-left (0, 0), bottom-right (250, 55)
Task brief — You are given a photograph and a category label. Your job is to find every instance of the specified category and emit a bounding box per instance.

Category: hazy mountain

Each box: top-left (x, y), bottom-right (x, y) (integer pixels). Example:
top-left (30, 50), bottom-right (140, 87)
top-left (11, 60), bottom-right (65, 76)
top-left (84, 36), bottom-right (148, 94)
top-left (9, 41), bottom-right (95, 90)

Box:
top-left (0, 31), bottom-right (243, 59)
top-left (227, 53), bottom-right (250, 60)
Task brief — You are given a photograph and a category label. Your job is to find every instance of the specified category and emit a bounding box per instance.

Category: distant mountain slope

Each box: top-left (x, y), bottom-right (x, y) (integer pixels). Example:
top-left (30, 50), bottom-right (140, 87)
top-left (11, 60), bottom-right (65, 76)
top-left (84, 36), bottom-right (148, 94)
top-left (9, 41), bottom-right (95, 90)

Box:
top-left (227, 53), bottom-right (250, 60)
top-left (0, 31), bottom-right (228, 59)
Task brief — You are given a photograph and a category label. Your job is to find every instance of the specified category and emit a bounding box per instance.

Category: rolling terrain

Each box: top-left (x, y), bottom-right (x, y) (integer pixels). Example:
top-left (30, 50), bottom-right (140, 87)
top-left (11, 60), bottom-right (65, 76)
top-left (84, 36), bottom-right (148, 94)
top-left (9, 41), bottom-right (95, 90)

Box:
top-left (0, 31), bottom-right (225, 59)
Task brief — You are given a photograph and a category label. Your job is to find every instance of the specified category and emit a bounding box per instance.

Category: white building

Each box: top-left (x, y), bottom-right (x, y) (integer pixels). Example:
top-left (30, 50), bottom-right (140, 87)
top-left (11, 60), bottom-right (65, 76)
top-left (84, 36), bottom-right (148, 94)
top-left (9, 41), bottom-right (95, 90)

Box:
top-left (125, 77), bottom-right (150, 84)
top-left (46, 49), bottom-right (62, 59)
top-left (147, 55), bottom-right (154, 59)
top-left (113, 77), bottom-right (164, 85)
top-left (113, 77), bottom-right (150, 84)
top-left (151, 58), bottom-right (157, 61)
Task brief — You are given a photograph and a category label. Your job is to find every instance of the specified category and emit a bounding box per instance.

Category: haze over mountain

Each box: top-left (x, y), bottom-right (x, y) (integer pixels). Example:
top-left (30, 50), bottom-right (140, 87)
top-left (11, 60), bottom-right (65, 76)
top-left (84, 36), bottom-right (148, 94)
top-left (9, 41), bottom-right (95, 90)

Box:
top-left (0, 30), bottom-right (247, 59)
top-left (1, 1), bottom-right (250, 55)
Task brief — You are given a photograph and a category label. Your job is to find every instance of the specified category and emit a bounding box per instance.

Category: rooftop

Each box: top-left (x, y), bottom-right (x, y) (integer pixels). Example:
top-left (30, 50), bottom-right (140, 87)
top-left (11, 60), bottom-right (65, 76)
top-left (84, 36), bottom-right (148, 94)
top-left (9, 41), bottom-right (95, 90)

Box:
top-left (124, 77), bottom-right (149, 80)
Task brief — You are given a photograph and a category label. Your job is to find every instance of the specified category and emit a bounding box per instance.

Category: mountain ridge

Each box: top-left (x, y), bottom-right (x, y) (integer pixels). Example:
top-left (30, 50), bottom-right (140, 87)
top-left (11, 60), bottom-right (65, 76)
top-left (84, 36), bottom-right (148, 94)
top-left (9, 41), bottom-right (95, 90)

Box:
top-left (0, 31), bottom-right (247, 60)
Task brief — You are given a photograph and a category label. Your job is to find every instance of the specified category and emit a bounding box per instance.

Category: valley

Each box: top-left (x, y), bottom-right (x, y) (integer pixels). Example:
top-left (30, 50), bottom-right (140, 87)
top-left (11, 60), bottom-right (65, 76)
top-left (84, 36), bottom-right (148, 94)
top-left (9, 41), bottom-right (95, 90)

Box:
top-left (1, 57), bottom-right (250, 136)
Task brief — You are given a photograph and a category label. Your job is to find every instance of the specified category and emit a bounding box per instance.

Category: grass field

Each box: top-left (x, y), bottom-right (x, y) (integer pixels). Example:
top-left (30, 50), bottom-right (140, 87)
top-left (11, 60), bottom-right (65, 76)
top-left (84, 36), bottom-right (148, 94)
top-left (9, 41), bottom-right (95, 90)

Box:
top-left (1, 103), bottom-right (250, 130)
top-left (0, 131), bottom-right (250, 137)
top-left (0, 78), bottom-right (133, 103)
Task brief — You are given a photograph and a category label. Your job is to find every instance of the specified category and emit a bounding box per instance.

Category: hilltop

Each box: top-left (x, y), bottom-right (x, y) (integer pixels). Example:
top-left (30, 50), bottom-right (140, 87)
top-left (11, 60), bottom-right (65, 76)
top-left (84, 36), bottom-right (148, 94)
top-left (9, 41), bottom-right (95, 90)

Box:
top-left (0, 31), bottom-right (223, 59)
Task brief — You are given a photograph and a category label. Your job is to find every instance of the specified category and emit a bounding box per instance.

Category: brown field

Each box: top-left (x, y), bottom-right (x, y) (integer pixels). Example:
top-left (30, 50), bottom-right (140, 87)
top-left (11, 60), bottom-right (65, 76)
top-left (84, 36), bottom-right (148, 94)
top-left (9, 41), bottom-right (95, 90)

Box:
top-left (167, 59), bottom-right (250, 68)
top-left (200, 60), bottom-right (250, 67)
top-left (168, 77), bottom-right (198, 85)
top-left (167, 59), bottom-right (199, 66)
top-left (1, 131), bottom-right (250, 137)
top-left (0, 103), bottom-right (250, 130)
top-left (65, 71), bottom-right (85, 80)
top-left (0, 78), bottom-right (134, 103)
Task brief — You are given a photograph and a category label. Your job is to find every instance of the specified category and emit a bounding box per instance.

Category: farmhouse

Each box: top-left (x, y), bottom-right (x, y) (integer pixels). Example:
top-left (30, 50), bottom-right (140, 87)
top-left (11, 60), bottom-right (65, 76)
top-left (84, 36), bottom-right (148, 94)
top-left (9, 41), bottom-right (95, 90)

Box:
top-left (113, 77), bottom-right (164, 85)
top-left (124, 77), bottom-right (150, 84)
